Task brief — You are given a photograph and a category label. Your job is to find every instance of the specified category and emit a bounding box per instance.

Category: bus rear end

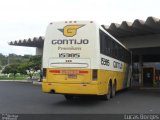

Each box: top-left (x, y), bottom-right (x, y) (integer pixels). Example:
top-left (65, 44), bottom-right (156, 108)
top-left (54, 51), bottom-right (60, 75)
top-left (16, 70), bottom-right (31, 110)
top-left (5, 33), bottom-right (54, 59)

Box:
top-left (42, 21), bottom-right (100, 96)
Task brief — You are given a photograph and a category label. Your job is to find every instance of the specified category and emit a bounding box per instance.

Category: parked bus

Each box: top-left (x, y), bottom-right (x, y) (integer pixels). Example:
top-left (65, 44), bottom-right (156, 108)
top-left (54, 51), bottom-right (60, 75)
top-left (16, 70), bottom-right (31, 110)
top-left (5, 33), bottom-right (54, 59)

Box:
top-left (42, 21), bottom-right (132, 100)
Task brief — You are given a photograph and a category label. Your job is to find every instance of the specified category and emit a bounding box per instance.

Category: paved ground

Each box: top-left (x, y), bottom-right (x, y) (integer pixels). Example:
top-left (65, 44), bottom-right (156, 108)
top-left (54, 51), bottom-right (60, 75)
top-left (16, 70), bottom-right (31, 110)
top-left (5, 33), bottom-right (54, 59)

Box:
top-left (0, 81), bottom-right (160, 114)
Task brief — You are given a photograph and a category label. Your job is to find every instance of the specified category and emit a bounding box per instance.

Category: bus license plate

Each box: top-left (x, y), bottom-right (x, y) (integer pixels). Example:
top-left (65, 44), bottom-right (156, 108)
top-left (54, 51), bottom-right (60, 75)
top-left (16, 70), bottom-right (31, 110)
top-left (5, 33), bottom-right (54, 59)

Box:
top-left (68, 74), bottom-right (77, 79)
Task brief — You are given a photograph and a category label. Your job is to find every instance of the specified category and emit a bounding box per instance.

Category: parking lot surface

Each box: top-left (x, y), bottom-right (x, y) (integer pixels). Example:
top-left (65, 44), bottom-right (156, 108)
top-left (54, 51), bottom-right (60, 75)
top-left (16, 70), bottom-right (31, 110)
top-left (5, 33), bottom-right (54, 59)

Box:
top-left (0, 81), bottom-right (159, 114)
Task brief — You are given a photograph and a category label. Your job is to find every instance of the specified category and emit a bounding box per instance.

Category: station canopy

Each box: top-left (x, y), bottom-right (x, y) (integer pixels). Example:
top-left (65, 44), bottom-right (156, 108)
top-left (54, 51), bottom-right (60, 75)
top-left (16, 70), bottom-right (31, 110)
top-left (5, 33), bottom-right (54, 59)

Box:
top-left (102, 16), bottom-right (160, 38)
top-left (9, 36), bottom-right (44, 47)
top-left (9, 16), bottom-right (160, 47)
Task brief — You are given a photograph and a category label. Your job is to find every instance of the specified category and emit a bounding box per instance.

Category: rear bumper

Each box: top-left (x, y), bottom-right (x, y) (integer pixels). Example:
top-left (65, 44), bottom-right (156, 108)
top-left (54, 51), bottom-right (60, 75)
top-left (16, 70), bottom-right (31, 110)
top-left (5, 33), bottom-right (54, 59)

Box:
top-left (42, 82), bottom-right (102, 95)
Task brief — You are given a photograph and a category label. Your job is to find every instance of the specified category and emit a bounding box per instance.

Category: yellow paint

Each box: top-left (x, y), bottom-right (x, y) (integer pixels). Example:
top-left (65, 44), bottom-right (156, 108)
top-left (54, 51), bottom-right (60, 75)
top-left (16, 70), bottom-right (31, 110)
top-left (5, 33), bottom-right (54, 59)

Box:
top-left (63, 25), bottom-right (84, 37)
top-left (42, 67), bottom-right (128, 95)
top-left (98, 69), bottom-right (125, 94)
top-left (42, 82), bottom-right (99, 95)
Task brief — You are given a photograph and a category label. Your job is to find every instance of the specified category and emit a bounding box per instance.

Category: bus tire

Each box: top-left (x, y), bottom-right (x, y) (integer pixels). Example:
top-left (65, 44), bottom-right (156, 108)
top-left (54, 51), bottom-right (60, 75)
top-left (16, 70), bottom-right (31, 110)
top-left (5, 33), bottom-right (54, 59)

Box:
top-left (111, 83), bottom-right (116, 98)
top-left (64, 95), bottom-right (74, 100)
top-left (102, 83), bottom-right (111, 100)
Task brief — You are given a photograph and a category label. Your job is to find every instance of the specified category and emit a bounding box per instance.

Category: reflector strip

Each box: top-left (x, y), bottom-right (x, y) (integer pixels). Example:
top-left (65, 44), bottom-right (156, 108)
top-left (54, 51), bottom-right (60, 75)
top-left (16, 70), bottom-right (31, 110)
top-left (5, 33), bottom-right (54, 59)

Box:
top-left (79, 71), bottom-right (88, 74)
top-left (49, 70), bottom-right (60, 73)
top-left (61, 70), bottom-right (79, 74)
top-left (49, 70), bottom-right (88, 74)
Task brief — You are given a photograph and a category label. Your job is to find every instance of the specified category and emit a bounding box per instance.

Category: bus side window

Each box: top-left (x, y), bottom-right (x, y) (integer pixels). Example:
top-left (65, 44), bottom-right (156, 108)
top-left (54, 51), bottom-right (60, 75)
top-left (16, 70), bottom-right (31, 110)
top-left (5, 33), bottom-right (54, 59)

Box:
top-left (100, 29), bottom-right (112, 57)
top-left (105, 35), bottom-right (111, 56)
top-left (99, 29), bottom-right (131, 64)
top-left (100, 30), bottom-right (105, 54)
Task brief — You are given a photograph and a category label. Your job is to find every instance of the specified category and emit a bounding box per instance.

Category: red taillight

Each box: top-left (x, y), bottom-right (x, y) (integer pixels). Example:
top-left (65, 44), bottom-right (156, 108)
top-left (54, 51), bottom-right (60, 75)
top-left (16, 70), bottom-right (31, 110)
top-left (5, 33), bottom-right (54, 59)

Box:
top-left (79, 70), bottom-right (88, 74)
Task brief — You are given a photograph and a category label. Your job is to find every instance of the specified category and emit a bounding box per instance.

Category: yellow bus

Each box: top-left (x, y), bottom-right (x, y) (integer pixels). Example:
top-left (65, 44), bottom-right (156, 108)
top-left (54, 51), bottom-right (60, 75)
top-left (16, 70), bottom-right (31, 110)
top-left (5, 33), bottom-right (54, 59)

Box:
top-left (42, 21), bottom-right (132, 100)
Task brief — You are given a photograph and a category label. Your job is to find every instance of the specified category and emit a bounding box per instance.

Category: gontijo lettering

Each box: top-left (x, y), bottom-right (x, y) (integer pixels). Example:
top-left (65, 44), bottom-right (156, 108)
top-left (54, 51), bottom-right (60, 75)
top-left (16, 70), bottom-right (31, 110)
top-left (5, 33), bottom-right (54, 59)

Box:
top-left (51, 39), bottom-right (89, 45)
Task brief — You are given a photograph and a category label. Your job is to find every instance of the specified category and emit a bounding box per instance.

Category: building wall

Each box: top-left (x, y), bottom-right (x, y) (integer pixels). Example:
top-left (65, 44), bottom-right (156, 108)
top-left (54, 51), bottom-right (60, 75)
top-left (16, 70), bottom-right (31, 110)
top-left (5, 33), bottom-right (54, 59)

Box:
top-left (36, 47), bottom-right (43, 55)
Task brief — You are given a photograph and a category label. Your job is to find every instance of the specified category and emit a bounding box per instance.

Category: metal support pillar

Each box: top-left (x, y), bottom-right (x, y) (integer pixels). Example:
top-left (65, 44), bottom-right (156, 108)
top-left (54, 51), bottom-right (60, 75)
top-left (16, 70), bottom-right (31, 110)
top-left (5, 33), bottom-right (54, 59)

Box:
top-left (138, 55), bottom-right (143, 86)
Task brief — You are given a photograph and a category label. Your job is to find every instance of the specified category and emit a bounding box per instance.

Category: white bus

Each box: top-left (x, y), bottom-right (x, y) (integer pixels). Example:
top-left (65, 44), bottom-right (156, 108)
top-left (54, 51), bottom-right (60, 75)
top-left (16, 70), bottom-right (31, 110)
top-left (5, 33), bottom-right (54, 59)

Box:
top-left (42, 21), bottom-right (132, 100)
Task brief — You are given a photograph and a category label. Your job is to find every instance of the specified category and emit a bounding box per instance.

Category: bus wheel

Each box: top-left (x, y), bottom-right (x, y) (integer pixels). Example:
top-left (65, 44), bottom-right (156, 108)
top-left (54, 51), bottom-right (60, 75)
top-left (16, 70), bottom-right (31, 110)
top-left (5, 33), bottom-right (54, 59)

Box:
top-left (102, 83), bottom-right (111, 100)
top-left (111, 83), bottom-right (116, 98)
top-left (64, 95), bottom-right (74, 100)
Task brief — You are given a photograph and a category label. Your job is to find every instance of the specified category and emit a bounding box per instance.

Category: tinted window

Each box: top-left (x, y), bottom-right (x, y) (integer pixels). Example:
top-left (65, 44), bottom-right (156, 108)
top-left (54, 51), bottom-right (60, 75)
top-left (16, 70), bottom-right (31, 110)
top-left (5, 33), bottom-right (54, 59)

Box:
top-left (99, 29), bottom-right (131, 64)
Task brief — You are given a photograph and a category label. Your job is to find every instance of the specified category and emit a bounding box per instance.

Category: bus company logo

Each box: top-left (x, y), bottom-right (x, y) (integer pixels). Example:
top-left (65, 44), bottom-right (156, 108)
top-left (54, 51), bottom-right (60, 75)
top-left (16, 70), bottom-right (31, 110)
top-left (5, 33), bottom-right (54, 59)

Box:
top-left (58, 25), bottom-right (85, 37)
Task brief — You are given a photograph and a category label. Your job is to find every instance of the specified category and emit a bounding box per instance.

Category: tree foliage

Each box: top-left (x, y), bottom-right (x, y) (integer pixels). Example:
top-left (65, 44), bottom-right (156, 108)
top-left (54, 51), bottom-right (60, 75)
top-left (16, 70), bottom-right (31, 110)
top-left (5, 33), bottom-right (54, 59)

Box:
top-left (0, 53), bottom-right (7, 66)
top-left (2, 55), bottom-right (42, 79)
top-left (2, 64), bottom-right (19, 78)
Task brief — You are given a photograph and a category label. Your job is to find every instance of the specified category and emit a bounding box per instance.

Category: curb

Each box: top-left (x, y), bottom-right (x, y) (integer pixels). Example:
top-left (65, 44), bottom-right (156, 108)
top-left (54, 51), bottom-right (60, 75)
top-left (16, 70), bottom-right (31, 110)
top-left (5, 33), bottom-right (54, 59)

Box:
top-left (33, 81), bottom-right (42, 85)
top-left (0, 80), bottom-right (32, 82)
top-left (140, 87), bottom-right (160, 90)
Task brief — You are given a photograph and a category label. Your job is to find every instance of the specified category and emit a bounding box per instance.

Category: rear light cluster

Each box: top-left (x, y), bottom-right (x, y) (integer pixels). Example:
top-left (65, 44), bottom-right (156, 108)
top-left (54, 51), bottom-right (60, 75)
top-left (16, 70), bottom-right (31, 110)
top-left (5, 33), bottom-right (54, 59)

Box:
top-left (92, 69), bottom-right (98, 80)
top-left (43, 68), bottom-right (47, 79)
top-left (49, 70), bottom-right (88, 74)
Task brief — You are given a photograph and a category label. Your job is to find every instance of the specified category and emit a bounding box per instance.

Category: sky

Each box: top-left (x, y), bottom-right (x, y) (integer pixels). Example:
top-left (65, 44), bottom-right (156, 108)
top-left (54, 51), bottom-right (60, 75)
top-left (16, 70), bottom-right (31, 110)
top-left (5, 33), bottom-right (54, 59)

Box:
top-left (0, 0), bottom-right (159, 55)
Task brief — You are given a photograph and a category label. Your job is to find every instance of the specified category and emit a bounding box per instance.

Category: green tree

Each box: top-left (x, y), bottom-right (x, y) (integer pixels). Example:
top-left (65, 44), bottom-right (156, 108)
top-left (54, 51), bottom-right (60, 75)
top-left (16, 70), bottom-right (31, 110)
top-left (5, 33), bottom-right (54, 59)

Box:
top-left (0, 53), bottom-right (7, 66)
top-left (26, 55), bottom-right (42, 79)
top-left (18, 55), bottom-right (42, 79)
top-left (29, 55), bottom-right (42, 70)
top-left (18, 63), bottom-right (29, 75)
top-left (2, 64), bottom-right (19, 78)
top-left (2, 65), bottom-right (11, 74)
top-left (1, 54), bottom-right (42, 80)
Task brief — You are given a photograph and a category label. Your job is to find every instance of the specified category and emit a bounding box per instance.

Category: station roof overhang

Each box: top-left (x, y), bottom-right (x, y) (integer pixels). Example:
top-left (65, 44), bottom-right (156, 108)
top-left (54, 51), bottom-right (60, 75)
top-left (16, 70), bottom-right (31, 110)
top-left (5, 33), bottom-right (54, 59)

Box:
top-left (102, 16), bottom-right (160, 38)
top-left (9, 36), bottom-right (44, 48)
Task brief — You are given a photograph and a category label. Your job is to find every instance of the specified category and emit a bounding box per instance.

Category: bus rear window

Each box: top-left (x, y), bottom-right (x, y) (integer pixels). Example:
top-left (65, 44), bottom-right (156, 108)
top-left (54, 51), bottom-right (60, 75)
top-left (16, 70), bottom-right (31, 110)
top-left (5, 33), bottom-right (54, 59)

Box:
top-left (50, 63), bottom-right (89, 68)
